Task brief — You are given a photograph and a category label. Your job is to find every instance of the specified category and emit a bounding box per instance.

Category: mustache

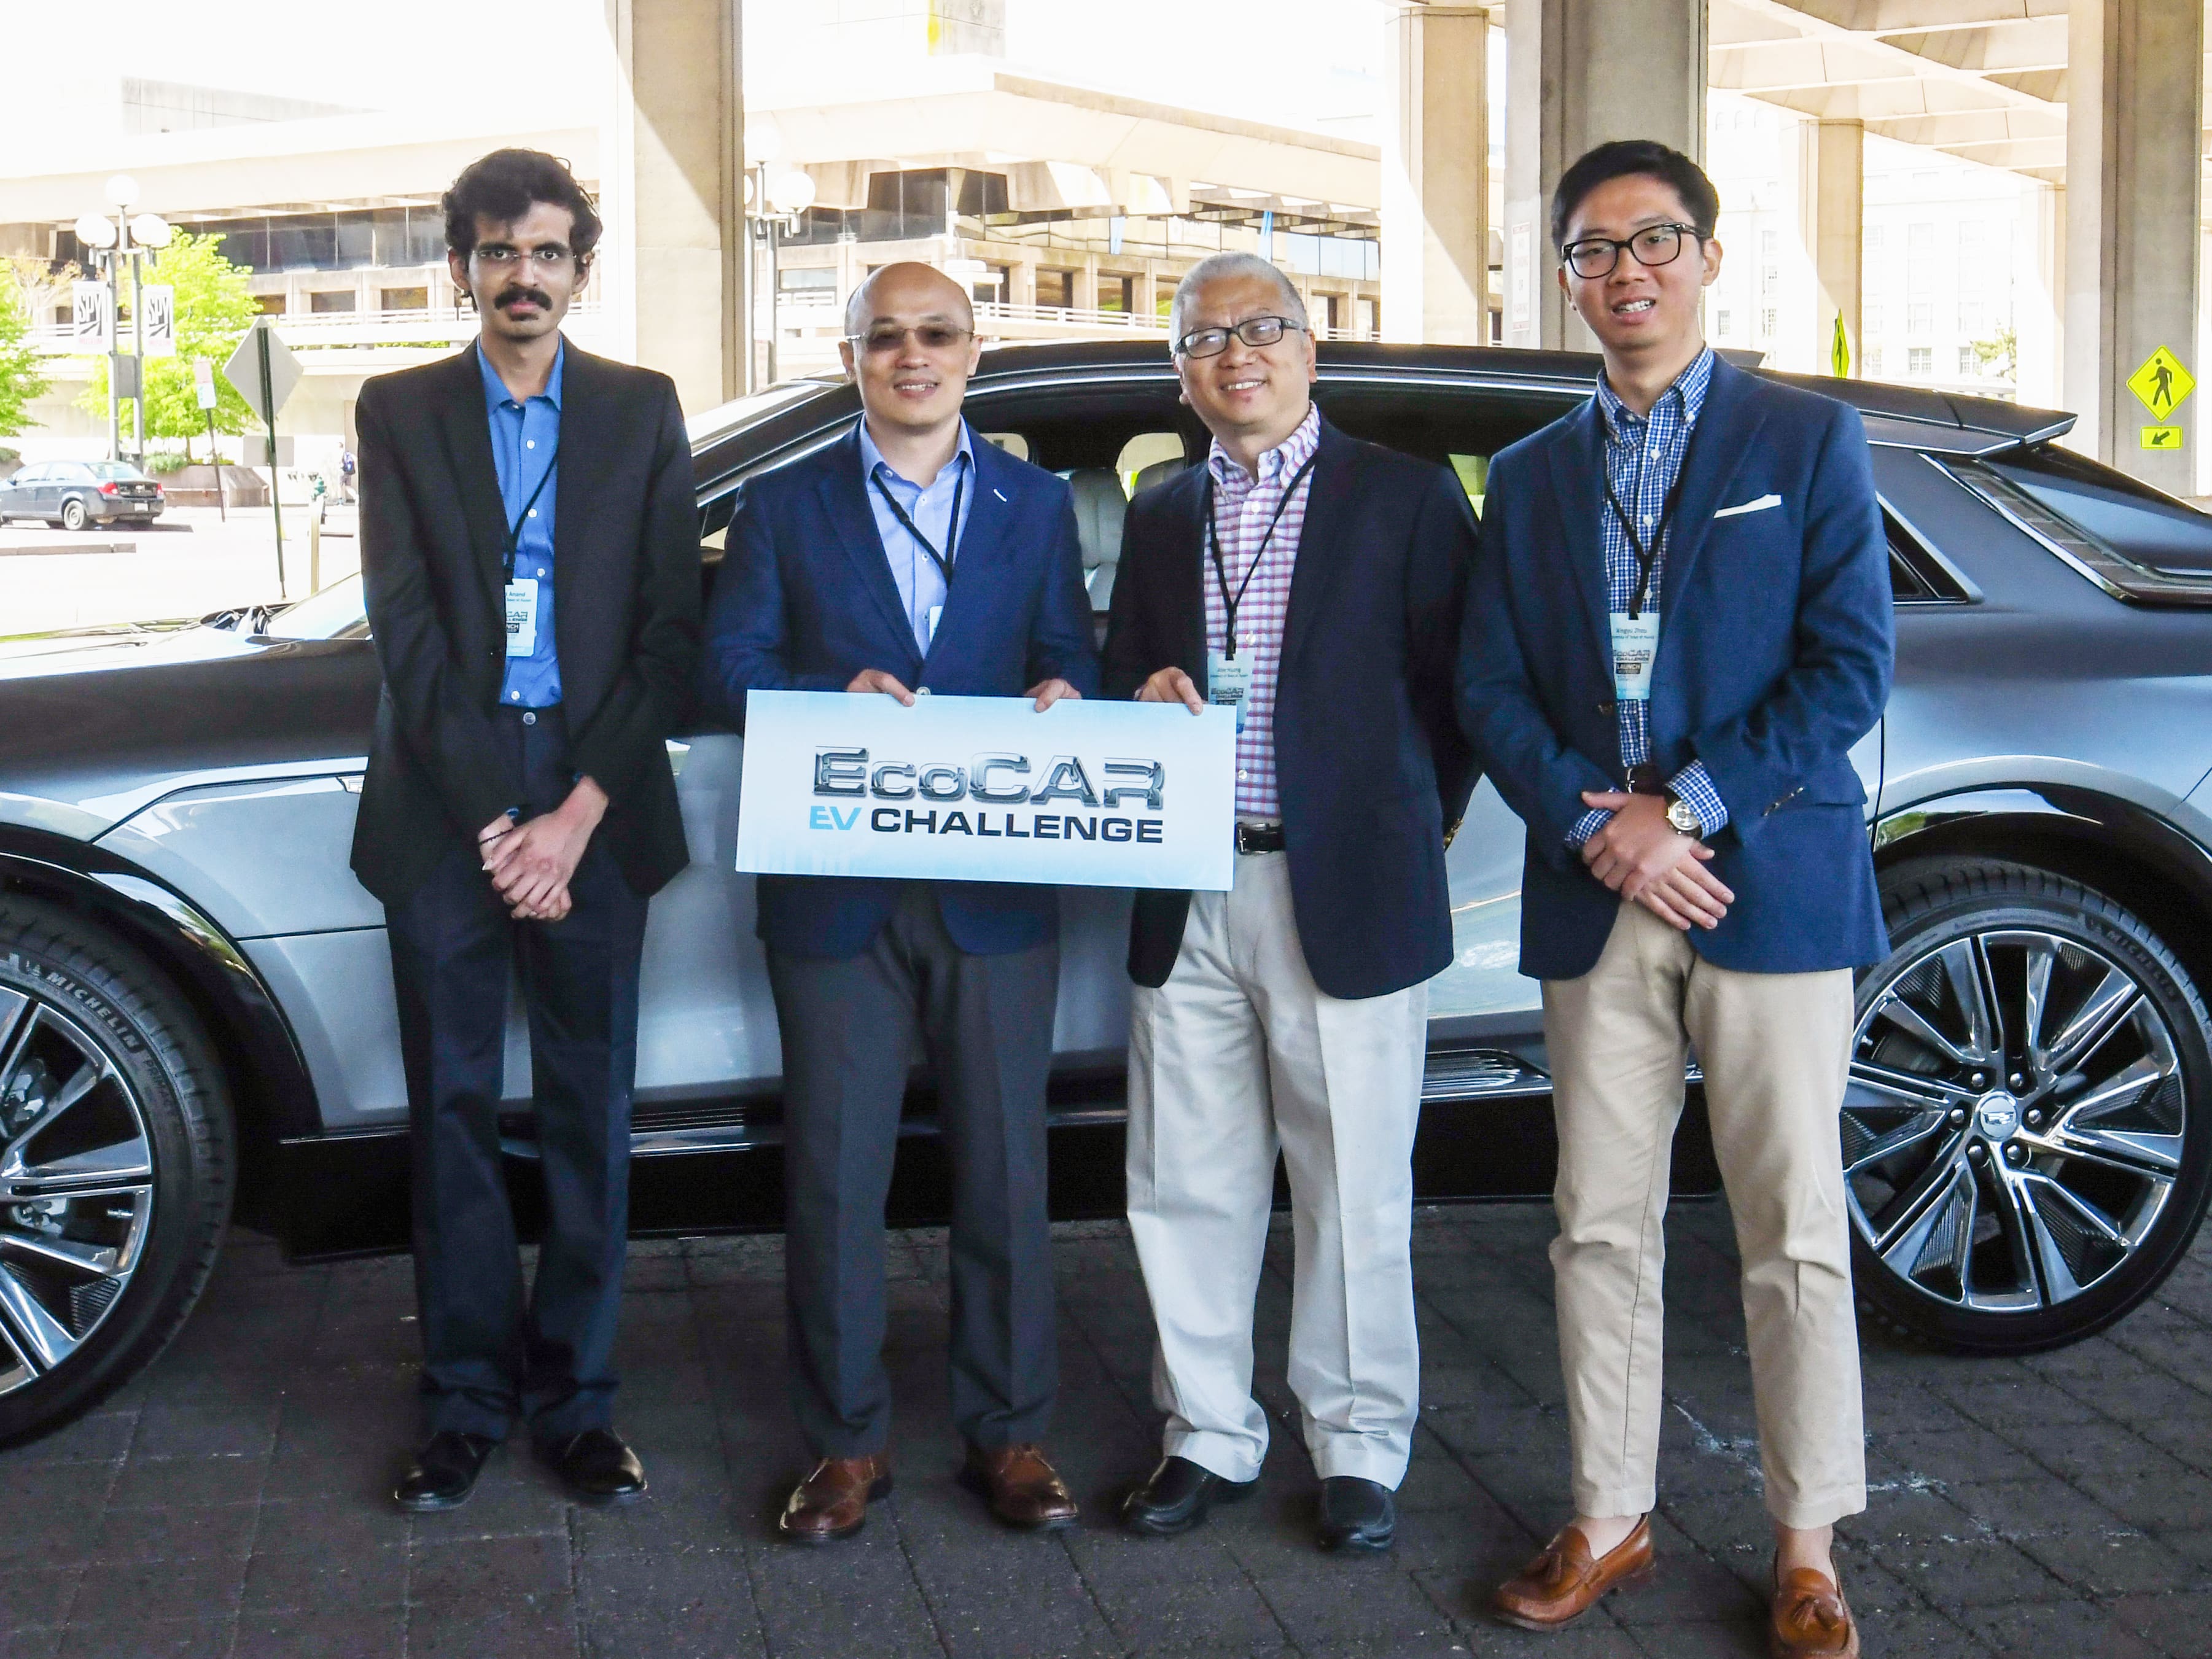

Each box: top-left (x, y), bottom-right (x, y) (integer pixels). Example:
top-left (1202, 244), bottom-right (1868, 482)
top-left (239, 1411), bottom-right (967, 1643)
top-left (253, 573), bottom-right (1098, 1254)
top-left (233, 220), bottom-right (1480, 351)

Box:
top-left (494, 287), bottom-right (553, 310)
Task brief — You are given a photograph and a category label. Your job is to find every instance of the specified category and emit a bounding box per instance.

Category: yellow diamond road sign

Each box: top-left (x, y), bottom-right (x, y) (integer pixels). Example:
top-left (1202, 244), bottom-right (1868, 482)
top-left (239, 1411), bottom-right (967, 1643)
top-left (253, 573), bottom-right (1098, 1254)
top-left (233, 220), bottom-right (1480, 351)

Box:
top-left (1830, 316), bottom-right (1850, 378)
top-left (2127, 346), bottom-right (2194, 422)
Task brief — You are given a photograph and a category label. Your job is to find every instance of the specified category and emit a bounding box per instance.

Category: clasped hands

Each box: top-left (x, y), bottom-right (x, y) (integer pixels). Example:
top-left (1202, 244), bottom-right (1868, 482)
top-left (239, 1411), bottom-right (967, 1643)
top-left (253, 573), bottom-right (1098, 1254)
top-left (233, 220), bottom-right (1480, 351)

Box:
top-left (846, 668), bottom-right (1081, 712)
top-left (1578, 790), bottom-right (1734, 931)
top-left (476, 775), bottom-right (609, 923)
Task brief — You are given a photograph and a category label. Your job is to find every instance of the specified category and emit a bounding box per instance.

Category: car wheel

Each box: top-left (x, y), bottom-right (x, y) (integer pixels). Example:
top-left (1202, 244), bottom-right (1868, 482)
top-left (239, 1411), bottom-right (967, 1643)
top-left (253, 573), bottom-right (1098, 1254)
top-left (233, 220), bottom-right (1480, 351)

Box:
top-left (59, 499), bottom-right (88, 532)
top-left (1844, 858), bottom-right (2212, 1354)
top-left (0, 899), bottom-right (234, 1447)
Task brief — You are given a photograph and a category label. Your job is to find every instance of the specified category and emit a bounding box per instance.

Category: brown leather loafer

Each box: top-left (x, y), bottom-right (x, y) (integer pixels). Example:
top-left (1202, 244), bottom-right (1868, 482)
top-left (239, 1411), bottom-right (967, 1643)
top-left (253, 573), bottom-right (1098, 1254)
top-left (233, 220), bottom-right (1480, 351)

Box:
top-left (960, 1442), bottom-right (1079, 1531)
top-left (777, 1454), bottom-right (892, 1544)
top-left (1492, 1516), bottom-right (1655, 1631)
top-left (1770, 1562), bottom-right (1859, 1658)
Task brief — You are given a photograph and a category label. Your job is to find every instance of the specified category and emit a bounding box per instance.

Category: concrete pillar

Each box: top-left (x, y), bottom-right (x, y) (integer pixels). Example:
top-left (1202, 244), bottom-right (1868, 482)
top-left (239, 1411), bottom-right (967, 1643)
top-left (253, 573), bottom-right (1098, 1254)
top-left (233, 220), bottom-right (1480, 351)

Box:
top-left (2063, 0), bottom-right (2203, 490)
top-left (1381, 4), bottom-right (1490, 346)
top-left (601, 0), bottom-right (744, 415)
top-left (2016, 182), bottom-right (2065, 411)
top-left (1799, 120), bottom-right (1861, 379)
top-left (1503, 0), bottom-right (1707, 351)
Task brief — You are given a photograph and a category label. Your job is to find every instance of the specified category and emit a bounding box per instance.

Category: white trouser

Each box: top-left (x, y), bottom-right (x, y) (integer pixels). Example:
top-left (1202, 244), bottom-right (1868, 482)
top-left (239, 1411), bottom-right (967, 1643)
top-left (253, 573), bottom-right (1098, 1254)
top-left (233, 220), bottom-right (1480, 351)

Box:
top-left (1124, 850), bottom-right (1427, 1488)
top-left (1544, 899), bottom-right (1867, 1529)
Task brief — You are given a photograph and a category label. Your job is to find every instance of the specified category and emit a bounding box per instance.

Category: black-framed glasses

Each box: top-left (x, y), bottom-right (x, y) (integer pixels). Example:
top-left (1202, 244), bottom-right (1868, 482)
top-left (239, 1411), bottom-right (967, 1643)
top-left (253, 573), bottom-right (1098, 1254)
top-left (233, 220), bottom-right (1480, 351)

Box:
top-left (470, 244), bottom-right (577, 271)
top-left (1561, 222), bottom-right (1702, 280)
top-left (1175, 315), bottom-right (1304, 359)
top-left (847, 323), bottom-right (976, 354)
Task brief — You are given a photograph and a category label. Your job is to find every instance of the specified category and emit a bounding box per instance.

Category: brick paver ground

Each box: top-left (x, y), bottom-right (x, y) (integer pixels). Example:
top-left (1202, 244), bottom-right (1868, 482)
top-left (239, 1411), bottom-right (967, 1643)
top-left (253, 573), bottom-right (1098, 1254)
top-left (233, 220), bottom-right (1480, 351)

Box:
top-left (4, 1202), bottom-right (2211, 1657)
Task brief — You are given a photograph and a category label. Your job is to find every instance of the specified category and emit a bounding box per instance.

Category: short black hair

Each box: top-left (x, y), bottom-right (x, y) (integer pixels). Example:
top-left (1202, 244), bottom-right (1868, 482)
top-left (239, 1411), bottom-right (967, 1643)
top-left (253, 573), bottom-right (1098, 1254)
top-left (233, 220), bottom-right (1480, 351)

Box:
top-left (1549, 140), bottom-right (1719, 254)
top-left (443, 149), bottom-right (602, 262)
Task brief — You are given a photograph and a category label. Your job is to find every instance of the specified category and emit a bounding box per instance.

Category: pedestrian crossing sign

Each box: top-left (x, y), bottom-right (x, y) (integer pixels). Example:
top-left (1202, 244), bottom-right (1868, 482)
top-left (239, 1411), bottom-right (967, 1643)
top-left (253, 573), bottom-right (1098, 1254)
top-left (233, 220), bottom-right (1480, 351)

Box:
top-left (2127, 347), bottom-right (2194, 422)
top-left (1830, 316), bottom-right (1850, 378)
top-left (2143, 425), bottom-right (2184, 451)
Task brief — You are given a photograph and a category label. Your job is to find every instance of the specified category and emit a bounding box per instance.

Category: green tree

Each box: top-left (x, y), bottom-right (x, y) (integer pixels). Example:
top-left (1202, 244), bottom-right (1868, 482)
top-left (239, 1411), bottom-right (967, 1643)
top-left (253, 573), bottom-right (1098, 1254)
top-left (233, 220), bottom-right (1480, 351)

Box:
top-left (1971, 325), bottom-right (2018, 384)
top-left (79, 230), bottom-right (260, 457)
top-left (0, 265), bottom-right (50, 438)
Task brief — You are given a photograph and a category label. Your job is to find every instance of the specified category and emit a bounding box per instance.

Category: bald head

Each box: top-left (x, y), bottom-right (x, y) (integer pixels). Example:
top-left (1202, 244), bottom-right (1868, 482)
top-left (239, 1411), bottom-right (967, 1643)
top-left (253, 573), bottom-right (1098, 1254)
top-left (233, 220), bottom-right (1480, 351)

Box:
top-left (844, 261), bottom-right (974, 338)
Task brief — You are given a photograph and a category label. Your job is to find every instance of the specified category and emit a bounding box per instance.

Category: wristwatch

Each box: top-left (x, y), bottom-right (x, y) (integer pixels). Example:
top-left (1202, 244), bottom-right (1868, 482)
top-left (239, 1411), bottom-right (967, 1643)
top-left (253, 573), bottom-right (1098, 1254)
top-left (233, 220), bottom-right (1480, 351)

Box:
top-left (1664, 791), bottom-right (1705, 838)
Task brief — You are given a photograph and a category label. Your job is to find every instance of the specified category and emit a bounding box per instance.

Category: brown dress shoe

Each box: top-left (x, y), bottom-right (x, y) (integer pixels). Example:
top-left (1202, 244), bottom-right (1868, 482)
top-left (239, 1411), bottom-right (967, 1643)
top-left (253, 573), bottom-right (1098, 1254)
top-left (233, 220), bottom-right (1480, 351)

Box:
top-left (1770, 1563), bottom-right (1859, 1658)
top-left (1491, 1516), bottom-right (1655, 1631)
top-left (960, 1442), bottom-right (1079, 1530)
top-left (777, 1454), bottom-right (892, 1544)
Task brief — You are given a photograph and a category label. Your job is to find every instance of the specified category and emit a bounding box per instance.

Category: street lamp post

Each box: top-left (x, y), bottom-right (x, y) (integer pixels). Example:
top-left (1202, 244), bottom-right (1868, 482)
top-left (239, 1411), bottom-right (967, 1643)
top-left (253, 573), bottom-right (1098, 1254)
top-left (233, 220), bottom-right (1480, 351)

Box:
top-left (742, 122), bottom-right (817, 389)
top-left (72, 178), bottom-right (168, 466)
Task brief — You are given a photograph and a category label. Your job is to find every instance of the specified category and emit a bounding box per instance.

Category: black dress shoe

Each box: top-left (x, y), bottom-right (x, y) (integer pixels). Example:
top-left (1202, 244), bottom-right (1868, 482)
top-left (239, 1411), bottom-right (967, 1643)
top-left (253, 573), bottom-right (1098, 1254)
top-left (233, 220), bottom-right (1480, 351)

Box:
top-left (394, 1431), bottom-right (499, 1512)
top-left (1317, 1476), bottom-right (1396, 1553)
top-left (1122, 1455), bottom-right (1256, 1537)
top-left (539, 1427), bottom-right (648, 1507)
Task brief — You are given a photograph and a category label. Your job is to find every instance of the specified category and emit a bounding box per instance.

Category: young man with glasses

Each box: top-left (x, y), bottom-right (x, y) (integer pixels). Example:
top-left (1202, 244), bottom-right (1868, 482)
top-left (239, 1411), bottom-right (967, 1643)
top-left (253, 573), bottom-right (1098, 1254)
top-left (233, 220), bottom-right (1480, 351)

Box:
top-left (1102, 251), bottom-right (1478, 1553)
top-left (351, 149), bottom-right (700, 1512)
top-left (1460, 141), bottom-right (1891, 1655)
top-left (699, 261), bottom-right (1097, 1542)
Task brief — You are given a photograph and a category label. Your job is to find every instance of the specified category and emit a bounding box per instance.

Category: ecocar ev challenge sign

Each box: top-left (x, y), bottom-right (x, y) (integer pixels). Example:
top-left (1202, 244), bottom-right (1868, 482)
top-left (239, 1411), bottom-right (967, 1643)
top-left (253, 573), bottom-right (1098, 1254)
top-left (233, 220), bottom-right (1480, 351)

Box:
top-left (735, 691), bottom-right (1237, 892)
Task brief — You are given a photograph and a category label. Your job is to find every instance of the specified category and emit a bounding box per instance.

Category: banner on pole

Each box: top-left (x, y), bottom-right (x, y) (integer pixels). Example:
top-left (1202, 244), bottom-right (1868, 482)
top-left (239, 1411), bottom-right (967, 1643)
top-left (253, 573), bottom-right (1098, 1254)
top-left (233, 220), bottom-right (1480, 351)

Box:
top-left (71, 282), bottom-right (110, 348)
top-left (734, 691), bottom-right (1237, 891)
top-left (140, 285), bottom-right (176, 357)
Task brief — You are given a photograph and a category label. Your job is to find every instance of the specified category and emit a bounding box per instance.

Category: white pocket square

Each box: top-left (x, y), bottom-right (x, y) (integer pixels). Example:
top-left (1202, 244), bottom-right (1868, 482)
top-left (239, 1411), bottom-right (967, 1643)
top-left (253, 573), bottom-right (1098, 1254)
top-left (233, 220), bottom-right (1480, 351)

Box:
top-left (1712, 493), bottom-right (1782, 520)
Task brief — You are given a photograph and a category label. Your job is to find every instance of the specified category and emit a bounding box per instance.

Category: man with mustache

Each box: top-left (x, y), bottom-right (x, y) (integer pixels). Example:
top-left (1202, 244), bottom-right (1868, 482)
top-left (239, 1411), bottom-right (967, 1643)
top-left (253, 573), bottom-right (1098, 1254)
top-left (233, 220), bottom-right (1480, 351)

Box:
top-left (1103, 252), bottom-right (1478, 1553)
top-left (701, 262), bottom-right (1097, 1542)
top-left (351, 149), bottom-right (699, 1513)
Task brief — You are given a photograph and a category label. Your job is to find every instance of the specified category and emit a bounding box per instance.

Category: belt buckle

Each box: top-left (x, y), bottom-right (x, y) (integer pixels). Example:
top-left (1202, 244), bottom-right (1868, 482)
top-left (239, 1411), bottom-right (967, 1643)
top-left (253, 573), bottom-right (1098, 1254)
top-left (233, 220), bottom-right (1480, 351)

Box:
top-left (1235, 821), bottom-right (1282, 855)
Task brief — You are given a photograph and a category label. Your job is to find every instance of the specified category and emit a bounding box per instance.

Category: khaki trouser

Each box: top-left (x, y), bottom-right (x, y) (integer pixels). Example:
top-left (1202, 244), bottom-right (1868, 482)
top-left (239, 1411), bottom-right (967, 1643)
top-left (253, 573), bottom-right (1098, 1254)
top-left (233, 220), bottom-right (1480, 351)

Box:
top-left (1543, 899), bottom-right (1867, 1529)
top-left (1125, 850), bottom-right (1427, 1487)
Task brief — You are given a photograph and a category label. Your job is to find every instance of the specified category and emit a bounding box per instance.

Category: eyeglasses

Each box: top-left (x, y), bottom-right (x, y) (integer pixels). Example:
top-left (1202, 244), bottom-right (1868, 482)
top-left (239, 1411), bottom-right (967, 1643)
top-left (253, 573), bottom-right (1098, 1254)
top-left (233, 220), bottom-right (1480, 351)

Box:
top-left (1175, 315), bottom-right (1304, 359)
top-left (1560, 222), bottom-right (1702, 280)
top-left (470, 245), bottom-right (577, 271)
top-left (846, 323), bottom-right (976, 354)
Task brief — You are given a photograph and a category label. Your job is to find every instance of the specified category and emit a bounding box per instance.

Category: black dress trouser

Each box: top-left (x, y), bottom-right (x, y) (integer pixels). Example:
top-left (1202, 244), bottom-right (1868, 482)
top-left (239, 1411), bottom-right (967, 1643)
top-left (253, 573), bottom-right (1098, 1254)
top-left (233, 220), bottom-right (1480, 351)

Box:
top-left (768, 884), bottom-right (1060, 1458)
top-left (384, 707), bottom-right (648, 1443)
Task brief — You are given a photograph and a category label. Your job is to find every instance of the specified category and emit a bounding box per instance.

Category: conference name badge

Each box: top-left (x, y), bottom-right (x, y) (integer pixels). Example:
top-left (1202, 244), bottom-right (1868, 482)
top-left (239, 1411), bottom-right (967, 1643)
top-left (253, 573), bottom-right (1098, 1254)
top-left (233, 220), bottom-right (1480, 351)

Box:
top-left (1206, 650), bottom-right (1252, 733)
top-left (734, 690), bottom-right (1238, 891)
top-left (504, 578), bottom-right (540, 658)
top-left (1608, 610), bottom-right (1658, 704)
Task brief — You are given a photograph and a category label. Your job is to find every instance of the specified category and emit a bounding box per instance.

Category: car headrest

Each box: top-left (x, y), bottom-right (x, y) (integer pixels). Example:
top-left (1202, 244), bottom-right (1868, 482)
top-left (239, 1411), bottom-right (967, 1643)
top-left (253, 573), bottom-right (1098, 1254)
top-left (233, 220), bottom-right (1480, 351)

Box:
top-left (1067, 467), bottom-right (1128, 572)
top-left (1132, 456), bottom-right (1190, 496)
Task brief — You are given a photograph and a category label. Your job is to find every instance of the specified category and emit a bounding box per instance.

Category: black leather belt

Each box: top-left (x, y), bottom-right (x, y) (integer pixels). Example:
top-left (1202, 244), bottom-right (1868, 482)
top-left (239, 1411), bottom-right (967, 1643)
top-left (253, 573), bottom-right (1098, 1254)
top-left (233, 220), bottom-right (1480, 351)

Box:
top-left (1235, 821), bottom-right (1286, 855)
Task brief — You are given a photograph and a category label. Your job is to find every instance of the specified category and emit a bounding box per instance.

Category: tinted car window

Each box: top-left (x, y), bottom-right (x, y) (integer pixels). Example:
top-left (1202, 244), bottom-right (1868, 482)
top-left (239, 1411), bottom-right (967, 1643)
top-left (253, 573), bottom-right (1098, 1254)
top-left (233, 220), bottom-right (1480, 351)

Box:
top-left (1965, 445), bottom-right (2212, 607)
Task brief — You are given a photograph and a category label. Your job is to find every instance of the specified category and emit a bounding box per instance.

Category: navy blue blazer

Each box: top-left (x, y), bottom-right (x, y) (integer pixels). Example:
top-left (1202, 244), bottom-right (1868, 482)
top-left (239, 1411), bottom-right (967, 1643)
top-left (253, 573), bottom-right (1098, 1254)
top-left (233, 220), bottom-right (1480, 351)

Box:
top-left (698, 424), bottom-right (1100, 959)
top-left (1457, 355), bottom-right (1893, 981)
top-left (1104, 417), bottom-right (1479, 1001)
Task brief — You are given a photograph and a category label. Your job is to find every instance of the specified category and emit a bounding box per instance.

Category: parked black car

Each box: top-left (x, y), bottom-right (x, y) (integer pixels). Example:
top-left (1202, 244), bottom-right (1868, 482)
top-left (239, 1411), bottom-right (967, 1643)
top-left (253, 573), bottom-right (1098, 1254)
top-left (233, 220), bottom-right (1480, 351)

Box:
top-left (0, 460), bottom-right (166, 530)
top-left (2, 340), bottom-right (2210, 1449)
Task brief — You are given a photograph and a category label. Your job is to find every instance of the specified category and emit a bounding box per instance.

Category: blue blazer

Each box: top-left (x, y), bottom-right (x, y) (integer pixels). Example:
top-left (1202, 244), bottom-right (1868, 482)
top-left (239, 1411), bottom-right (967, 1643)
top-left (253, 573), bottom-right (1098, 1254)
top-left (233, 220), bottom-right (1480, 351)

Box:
top-left (698, 424), bottom-right (1100, 959)
top-left (1104, 418), bottom-right (1480, 1000)
top-left (1457, 356), bottom-right (1893, 981)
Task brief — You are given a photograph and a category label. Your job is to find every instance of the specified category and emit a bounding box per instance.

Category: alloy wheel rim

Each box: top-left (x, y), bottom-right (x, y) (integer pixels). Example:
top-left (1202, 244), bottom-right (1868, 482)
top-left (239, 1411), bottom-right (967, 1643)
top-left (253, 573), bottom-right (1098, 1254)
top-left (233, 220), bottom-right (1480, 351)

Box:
top-left (1844, 927), bottom-right (2186, 1316)
top-left (0, 987), bottom-right (155, 1397)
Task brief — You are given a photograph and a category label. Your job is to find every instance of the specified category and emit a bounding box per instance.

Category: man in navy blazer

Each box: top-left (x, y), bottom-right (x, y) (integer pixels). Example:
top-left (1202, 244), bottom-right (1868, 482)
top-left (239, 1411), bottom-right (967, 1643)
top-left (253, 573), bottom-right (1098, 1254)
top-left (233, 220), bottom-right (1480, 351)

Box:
top-left (1463, 144), bottom-right (1890, 1657)
top-left (1104, 252), bottom-right (1478, 1555)
top-left (699, 263), bottom-right (1097, 1543)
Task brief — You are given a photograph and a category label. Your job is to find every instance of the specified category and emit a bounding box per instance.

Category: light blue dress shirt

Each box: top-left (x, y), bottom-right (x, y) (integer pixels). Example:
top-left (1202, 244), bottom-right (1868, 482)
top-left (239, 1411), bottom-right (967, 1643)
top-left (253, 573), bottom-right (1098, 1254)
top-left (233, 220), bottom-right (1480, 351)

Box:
top-left (481, 341), bottom-right (563, 709)
top-left (859, 418), bottom-right (975, 655)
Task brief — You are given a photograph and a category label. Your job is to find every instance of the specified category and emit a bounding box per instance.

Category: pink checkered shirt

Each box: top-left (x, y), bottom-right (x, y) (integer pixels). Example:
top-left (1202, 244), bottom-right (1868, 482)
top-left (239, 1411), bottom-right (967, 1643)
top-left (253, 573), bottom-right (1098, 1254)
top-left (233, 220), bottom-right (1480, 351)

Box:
top-left (1203, 405), bottom-right (1322, 818)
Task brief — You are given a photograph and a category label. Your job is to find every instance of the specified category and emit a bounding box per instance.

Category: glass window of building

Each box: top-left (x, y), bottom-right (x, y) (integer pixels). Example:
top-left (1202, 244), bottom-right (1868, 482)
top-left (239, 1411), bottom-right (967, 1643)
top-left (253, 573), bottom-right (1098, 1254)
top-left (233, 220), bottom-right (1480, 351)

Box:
top-left (309, 290), bottom-right (356, 313)
top-left (380, 286), bottom-right (429, 312)
top-left (1909, 303), bottom-right (1933, 336)
top-left (1908, 346), bottom-right (1932, 376)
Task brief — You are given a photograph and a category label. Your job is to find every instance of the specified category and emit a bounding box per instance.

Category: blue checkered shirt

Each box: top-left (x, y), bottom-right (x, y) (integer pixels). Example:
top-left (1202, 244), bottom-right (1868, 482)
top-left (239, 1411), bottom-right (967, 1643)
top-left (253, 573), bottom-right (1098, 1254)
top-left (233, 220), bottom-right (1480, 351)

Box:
top-left (1567, 346), bottom-right (1732, 848)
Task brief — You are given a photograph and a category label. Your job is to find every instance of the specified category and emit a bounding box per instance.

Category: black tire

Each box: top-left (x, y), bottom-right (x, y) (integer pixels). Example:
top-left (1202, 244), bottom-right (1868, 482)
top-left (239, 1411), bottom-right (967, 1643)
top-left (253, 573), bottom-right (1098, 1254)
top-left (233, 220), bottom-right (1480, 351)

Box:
top-left (1847, 857), bottom-right (2212, 1353)
top-left (59, 499), bottom-right (88, 532)
top-left (0, 898), bottom-right (234, 1447)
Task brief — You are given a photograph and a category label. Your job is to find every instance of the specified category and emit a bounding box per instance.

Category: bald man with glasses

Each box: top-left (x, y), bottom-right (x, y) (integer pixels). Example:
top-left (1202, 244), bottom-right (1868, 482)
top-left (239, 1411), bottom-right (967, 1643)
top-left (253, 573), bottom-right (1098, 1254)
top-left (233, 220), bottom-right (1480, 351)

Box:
top-left (700, 262), bottom-right (1097, 1544)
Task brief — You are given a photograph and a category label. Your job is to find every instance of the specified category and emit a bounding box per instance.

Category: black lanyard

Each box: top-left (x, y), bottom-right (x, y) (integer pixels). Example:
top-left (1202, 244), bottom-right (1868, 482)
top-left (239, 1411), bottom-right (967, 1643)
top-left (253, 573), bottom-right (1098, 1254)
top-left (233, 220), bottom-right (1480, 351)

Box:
top-left (501, 443), bottom-right (559, 583)
top-left (872, 467), bottom-right (967, 588)
top-left (1600, 411), bottom-right (1702, 619)
top-left (1205, 452), bottom-right (1319, 658)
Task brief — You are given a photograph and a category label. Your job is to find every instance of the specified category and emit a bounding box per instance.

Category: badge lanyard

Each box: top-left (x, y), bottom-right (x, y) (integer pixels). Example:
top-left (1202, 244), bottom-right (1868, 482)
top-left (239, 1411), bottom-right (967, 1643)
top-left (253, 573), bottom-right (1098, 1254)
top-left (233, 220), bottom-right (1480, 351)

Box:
top-left (501, 443), bottom-right (559, 582)
top-left (1205, 452), bottom-right (1320, 658)
top-left (1599, 414), bottom-right (1703, 619)
top-left (873, 468), bottom-right (967, 589)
